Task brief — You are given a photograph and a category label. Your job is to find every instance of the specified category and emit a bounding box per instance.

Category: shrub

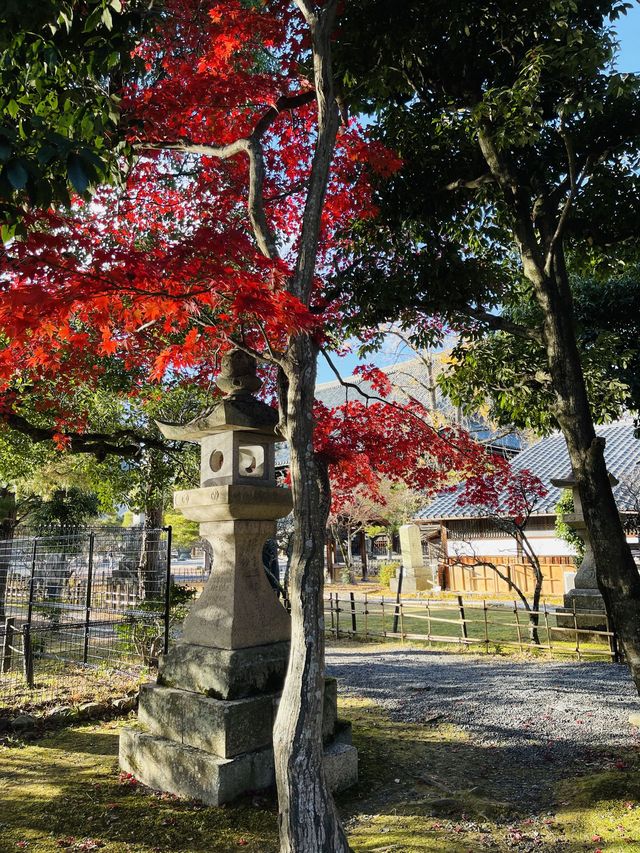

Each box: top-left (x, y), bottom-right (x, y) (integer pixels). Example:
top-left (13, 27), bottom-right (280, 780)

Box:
top-left (555, 490), bottom-right (585, 564)
top-left (378, 561), bottom-right (400, 588)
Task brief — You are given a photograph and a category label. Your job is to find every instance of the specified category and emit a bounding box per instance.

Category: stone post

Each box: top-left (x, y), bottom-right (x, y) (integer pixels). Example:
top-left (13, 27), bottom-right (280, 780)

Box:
top-left (390, 523), bottom-right (434, 593)
top-left (119, 350), bottom-right (356, 805)
top-left (552, 473), bottom-right (617, 631)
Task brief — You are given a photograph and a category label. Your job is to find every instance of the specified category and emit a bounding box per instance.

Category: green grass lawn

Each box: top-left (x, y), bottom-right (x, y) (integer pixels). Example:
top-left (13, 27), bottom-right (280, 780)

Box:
top-left (327, 598), bottom-right (616, 660)
top-left (1, 700), bottom-right (639, 852)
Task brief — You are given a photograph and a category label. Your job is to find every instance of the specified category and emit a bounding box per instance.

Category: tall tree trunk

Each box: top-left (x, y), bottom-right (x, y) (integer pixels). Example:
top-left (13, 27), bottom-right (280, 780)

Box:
top-left (533, 253), bottom-right (640, 687)
top-left (273, 339), bottom-right (350, 853)
top-left (136, 449), bottom-right (166, 601)
top-left (360, 530), bottom-right (368, 580)
top-left (478, 128), bottom-right (640, 689)
top-left (138, 496), bottom-right (164, 601)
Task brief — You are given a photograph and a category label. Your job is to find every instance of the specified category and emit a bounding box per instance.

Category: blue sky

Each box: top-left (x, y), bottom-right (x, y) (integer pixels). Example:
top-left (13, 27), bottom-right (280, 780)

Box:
top-left (617, 4), bottom-right (640, 71)
top-left (316, 8), bottom-right (640, 383)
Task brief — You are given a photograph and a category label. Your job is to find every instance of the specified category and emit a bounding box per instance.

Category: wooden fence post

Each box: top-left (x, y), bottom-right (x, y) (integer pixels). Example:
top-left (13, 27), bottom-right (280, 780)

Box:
top-left (392, 565), bottom-right (404, 634)
top-left (513, 601), bottom-right (523, 652)
top-left (573, 599), bottom-right (581, 661)
top-left (606, 610), bottom-right (621, 663)
top-left (457, 595), bottom-right (468, 642)
top-left (543, 602), bottom-right (552, 651)
top-left (482, 600), bottom-right (489, 652)
top-left (2, 617), bottom-right (15, 673)
top-left (363, 592), bottom-right (368, 639)
top-left (350, 591), bottom-right (357, 634)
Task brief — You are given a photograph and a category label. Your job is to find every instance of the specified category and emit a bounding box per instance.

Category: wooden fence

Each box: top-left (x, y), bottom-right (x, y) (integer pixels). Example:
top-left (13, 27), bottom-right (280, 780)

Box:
top-left (442, 555), bottom-right (574, 597)
top-left (325, 591), bottom-right (620, 662)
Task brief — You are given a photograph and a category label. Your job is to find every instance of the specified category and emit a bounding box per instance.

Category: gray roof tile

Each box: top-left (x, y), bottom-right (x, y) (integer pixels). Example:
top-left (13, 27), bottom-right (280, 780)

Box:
top-left (417, 419), bottom-right (640, 520)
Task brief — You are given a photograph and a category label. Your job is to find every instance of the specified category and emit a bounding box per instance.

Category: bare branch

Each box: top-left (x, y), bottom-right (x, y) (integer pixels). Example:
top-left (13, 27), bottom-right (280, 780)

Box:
top-left (139, 138), bottom-right (250, 159)
top-left (462, 305), bottom-right (543, 342)
top-left (543, 127), bottom-right (592, 277)
top-left (320, 349), bottom-right (491, 462)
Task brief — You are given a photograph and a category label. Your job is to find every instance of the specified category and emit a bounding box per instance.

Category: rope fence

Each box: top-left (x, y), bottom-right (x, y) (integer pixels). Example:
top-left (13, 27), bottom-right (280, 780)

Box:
top-left (325, 591), bottom-right (621, 662)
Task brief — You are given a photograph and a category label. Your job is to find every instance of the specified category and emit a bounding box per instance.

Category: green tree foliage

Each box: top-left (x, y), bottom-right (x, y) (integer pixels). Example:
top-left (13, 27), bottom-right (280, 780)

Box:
top-left (555, 489), bottom-right (586, 563)
top-left (336, 0), bottom-right (640, 351)
top-left (336, 0), bottom-right (640, 686)
top-left (0, 377), bottom-right (203, 528)
top-left (28, 486), bottom-right (99, 533)
top-left (438, 268), bottom-right (640, 433)
top-left (163, 510), bottom-right (199, 554)
top-left (0, 0), bottom-right (152, 237)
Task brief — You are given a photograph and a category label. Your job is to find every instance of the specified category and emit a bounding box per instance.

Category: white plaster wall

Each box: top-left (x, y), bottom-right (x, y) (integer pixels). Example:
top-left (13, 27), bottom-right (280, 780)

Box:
top-left (448, 531), bottom-right (639, 559)
top-left (448, 535), bottom-right (574, 558)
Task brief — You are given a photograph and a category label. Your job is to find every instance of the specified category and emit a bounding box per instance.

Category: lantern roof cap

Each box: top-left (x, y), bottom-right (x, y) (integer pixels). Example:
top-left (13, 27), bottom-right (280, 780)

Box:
top-left (551, 471), bottom-right (619, 489)
top-left (156, 348), bottom-right (279, 442)
top-left (157, 398), bottom-right (279, 442)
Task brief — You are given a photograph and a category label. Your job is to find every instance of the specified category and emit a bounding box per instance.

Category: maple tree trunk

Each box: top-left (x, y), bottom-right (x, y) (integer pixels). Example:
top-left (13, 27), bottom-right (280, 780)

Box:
top-left (273, 337), bottom-right (351, 853)
top-left (529, 577), bottom-right (542, 645)
top-left (360, 530), bottom-right (368, 580)
top-left (531, 252), bottom-right (640, 689)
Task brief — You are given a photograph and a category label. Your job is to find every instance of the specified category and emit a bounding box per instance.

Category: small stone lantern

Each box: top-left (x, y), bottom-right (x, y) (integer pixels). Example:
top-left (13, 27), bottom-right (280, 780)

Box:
top-left (119, 349), bottom-right (357, 805)
top-left (552, 471), bottom-right (617, 630)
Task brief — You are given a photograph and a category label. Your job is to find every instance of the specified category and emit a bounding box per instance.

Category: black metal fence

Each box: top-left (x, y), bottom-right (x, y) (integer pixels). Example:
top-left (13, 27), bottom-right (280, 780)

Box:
top-left (0, 527), bottom-right (172, 712)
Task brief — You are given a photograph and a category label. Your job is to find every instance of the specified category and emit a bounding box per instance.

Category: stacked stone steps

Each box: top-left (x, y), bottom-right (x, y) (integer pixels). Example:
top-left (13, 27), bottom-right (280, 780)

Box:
top-left (119, 644), bottom-right (357, 806)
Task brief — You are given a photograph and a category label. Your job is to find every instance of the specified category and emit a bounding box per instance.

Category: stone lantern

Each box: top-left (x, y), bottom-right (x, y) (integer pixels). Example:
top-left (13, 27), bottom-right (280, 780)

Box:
top-left (119, 349), bottom-right (357, 804)
top-left (552, 471), bottom-right (617, 630)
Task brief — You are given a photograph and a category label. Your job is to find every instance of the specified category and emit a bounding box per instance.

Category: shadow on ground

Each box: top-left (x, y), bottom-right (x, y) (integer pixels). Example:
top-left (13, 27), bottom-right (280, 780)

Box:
top-left (0, 699), bottom-right (638, 852)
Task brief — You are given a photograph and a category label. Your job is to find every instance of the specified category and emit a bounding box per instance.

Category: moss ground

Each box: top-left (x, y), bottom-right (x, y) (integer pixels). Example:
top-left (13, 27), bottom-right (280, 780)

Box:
top-left (0, 700), bottom-right (638, 852)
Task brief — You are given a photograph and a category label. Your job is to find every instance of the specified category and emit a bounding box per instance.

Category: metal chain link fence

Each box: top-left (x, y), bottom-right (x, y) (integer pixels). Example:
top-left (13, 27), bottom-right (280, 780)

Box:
top-left (0, 527), bottom-right (172, 712)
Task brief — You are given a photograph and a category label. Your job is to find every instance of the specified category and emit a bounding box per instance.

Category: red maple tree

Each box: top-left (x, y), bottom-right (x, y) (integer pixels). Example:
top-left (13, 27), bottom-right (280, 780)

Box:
top-left (0, 1), bottom-right (532, 848)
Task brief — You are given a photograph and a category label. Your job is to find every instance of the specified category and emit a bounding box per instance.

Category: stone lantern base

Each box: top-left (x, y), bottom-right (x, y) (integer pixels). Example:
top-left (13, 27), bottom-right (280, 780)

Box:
top-left (555, 589), bottom-right (608, 632)
top-left (119, 641), bottom-right (357, 806)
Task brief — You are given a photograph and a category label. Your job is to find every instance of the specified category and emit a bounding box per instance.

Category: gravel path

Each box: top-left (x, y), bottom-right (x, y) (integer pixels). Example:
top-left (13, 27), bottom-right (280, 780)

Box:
top-left (327, 646), bottom-right (640, 791)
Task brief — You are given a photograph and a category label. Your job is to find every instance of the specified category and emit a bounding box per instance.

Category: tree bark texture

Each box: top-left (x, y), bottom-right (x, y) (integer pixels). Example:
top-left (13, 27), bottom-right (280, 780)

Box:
top-left (270, 2), bottom-right (349, 850)
top-left (535, 257), bottom-right (640, 688)
top-left (137, 466), bottom-right (165, 602)
top-left (477, 126), bottom-right (640, 690)
top-left (273, 338), bottom-right (351, 853)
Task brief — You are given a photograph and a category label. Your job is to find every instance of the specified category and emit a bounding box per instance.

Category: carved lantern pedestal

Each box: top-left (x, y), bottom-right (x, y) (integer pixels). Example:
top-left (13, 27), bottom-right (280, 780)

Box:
top-left (119, 351), bottom-right (357, 805)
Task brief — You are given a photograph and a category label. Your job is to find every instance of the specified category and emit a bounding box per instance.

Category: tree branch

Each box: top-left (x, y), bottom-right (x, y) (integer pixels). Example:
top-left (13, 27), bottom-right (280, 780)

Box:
top-left (463, 305), bottom-right (543, 342)
top-left (444, 173), bottom-right (494, 192)
top-left (320, 348), bottom-right (494, 461)
top-left (289, 0), bottom-right (340, 304)
top-left (1, 412), bottom-right (175, 461)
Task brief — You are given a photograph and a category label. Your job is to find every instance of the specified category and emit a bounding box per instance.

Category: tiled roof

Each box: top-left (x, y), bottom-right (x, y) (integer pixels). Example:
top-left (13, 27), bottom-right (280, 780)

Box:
top-left (417, 419), bottom-right (640, 520)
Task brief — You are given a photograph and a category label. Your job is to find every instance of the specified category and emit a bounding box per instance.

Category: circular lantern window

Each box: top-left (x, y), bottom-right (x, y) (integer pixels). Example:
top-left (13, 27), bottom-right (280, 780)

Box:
top-left (209, 450), bottom-right (224, 473)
